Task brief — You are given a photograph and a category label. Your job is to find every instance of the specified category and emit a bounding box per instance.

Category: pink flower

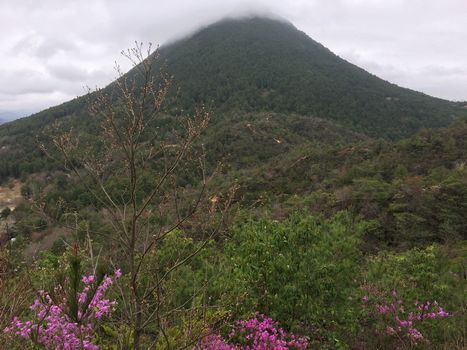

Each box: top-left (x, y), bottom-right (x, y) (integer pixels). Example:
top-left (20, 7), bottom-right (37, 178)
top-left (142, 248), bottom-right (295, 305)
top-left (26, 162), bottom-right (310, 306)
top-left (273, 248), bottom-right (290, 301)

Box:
top-left (365, 291), bottom-right (450, 346)
top-left (398, 319), bottom-right (412, 327)
top-left (5, 273), bottom-right (116, 350)
top-left (408, 328), bottom-right (423, 343)
top-left (376, 304), bottom-right (390, 314)
top-left (82, 275), bottom-right (95, 284)
top-left (195, 314), bottom-right (308, 349)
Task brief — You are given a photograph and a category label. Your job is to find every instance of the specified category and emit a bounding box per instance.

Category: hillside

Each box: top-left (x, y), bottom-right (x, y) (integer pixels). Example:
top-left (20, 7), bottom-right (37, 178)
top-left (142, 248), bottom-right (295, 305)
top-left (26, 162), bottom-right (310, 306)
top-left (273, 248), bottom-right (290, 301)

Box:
top-left (222, 117), bottom-right (467, 247)
top-left (1, 17), bottom-right (466, 183)
top-left (158, 17), bottom-right (463, 138)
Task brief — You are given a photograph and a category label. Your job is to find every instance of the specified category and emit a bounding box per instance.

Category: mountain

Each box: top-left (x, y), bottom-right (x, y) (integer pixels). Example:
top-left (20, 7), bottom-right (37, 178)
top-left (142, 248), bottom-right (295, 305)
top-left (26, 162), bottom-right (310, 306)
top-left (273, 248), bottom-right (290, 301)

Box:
top-left (0, 16), bottom-right (466, 181)
top-left (156, 17), bottom-right (464, 138)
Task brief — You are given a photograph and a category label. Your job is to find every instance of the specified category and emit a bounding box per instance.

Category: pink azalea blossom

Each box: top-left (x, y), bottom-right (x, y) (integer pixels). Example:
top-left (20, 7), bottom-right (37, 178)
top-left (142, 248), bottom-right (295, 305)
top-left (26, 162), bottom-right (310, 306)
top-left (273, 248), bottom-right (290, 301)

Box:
top-left (364, 290), bottom-right (451, 345)
top-left (4, 271), bottom-right (119, 349)
top-left (194, 314), bottom-right (308, 350)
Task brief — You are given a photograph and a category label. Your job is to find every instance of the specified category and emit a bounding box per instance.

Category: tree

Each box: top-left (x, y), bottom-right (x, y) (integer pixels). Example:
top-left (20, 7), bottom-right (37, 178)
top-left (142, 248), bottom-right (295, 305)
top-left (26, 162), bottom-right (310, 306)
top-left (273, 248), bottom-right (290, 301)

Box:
top-left (46, 43), bottom-right (232, 349)
top-left (0, 207), bottom-right (11, 219)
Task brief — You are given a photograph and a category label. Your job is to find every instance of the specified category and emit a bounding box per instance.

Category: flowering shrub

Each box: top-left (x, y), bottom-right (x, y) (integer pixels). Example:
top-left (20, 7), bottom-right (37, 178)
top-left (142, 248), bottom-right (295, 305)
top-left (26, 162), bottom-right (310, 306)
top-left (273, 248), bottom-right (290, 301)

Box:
top-left (195, 313), bottom-right (308, 349)
top-left (362, 289), bottom-right (450, 346)
top-left (4, 269), bottom-right (121, 350)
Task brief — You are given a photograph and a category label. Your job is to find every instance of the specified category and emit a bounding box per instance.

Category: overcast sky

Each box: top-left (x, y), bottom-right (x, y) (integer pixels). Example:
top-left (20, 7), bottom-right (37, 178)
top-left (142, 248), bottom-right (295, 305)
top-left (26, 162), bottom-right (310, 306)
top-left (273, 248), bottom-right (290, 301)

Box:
top-left (1, 0), bottom-right (466, 119)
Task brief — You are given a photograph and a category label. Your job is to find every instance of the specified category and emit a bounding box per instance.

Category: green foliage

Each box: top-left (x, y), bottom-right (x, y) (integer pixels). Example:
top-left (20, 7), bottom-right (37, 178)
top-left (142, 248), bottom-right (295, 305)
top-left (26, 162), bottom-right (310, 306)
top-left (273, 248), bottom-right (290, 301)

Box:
top-left (366, 246), bottom-right (457, 304)
top-left (211, 211), bottom-right (367, 343)
top-left (12, 205), bottom-right (48, 236)
top-left (363, 243), bottom-right (466, 347)
top-left (230, 118), bottom-right (467, 249)
top-left (0, 207), bottom-right (11, 219)
top-left (145, 230), bottom-right (218, 310)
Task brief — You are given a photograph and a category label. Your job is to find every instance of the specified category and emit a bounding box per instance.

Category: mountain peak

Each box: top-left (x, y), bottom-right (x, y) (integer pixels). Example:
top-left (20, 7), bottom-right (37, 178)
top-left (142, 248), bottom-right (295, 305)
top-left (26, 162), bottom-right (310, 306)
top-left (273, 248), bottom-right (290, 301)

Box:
top-left (163, 14), bottom-right (297, 50)
top-left (207, 14), bottom-right (295, 28)
top-left (156, 17), bottom-right (462, 138)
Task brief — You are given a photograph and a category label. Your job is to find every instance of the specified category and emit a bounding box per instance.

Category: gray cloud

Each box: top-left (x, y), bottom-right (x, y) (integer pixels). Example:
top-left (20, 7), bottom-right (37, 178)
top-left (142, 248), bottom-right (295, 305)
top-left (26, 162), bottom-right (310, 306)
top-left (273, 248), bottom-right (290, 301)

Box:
top-left (11, 34), bottom-right (78, 59)
top-left (0, 69), bottom-right (56, 95)
top-left (0, 0), bottom-right (466, 118)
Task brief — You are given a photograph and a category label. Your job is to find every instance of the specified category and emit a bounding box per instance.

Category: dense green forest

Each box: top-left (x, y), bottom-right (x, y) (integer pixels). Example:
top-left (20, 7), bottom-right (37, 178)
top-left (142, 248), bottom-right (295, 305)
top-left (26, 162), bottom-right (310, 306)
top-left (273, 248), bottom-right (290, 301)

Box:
top-left (0, 17), bottom-right (466, 350)
top-left (157, 18), bottom-right (464, 138)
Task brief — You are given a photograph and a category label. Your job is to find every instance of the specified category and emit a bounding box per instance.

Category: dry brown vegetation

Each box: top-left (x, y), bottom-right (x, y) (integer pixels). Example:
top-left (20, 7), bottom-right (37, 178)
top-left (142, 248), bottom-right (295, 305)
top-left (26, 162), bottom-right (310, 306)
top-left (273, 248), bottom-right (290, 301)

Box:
top-left (0, 180), bottom-right (22, 211)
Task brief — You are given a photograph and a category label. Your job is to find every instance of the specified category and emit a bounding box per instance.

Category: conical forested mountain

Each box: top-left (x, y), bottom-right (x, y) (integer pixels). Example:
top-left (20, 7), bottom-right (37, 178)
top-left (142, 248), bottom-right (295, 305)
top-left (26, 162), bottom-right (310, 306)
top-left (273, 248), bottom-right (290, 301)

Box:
top-left (1, 16), bottom-right (466, 180)
top-left (156, 17), bottom-right (463, 138)
top-left (4, 17), bottom-right (466, 136)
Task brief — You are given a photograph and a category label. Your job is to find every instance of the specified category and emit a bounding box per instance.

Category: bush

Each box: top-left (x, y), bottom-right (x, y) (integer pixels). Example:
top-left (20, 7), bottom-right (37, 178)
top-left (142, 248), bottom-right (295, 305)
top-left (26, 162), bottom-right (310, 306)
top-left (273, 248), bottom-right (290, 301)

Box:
top-left (362, 244), bottom-right (466, 348)
top-left (212, 211), bottom-right (367, 344)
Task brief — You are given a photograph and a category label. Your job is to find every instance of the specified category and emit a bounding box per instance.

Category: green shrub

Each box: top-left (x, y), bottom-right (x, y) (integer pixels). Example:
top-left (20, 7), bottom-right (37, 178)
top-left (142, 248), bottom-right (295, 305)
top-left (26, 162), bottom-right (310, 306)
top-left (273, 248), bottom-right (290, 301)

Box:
top-left (212, 211), bottom-right (367, 345)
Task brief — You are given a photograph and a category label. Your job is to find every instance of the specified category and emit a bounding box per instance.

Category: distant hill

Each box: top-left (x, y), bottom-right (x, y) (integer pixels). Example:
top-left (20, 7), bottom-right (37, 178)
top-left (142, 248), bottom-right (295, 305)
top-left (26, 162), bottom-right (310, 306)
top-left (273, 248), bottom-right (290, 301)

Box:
top-left (0, 111), bottom-right (24, 124)
top-left (0, 16), bottom-right (466, 182)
